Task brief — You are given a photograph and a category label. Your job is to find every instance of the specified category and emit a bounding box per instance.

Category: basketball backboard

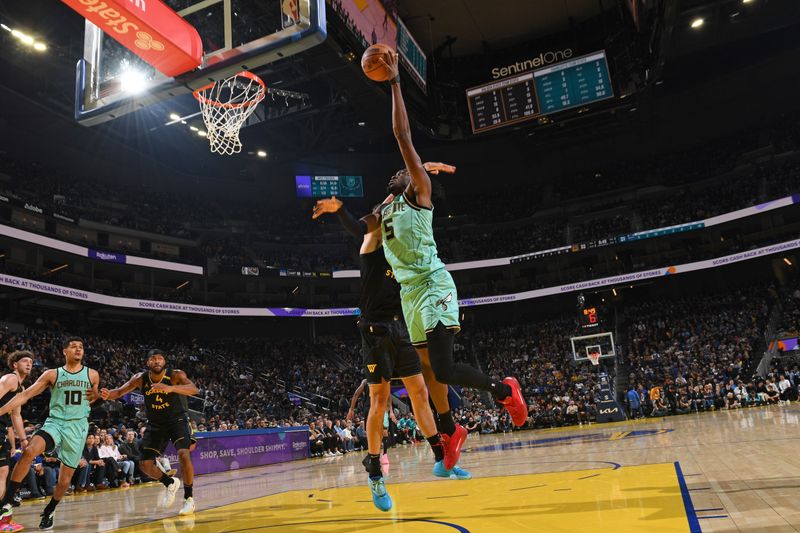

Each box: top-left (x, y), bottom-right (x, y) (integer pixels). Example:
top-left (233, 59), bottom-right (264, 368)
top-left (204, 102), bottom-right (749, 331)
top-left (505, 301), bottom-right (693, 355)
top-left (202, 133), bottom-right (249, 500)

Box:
top-left (76, 0), bottom-right (326, 126)
top-left (570, 332), bottom-right (616, 362)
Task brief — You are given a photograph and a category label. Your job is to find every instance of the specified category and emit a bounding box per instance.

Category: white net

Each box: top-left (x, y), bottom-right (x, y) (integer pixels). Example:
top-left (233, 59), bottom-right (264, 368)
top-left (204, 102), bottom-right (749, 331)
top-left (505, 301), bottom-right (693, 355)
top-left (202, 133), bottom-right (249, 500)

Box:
top-left (193, 71), bottom-right (266, 155)
top-left (588, 352), bottom-right (601, 366)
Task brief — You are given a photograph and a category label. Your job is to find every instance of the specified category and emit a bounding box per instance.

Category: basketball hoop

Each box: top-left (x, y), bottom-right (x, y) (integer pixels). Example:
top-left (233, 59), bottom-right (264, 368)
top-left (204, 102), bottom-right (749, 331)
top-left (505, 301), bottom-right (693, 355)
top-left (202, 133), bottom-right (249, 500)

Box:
top-left (193, 71), bottom-right (266, 155)
top-left (588, 352), bottom-right (601, 366)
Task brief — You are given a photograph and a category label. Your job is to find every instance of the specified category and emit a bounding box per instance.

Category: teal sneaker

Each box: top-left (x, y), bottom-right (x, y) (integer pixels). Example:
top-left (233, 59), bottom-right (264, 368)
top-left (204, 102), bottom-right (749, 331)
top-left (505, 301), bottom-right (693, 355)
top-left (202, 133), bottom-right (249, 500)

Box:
top-left (433, 460), bottom-right (472, 480)
top-left (368, 476), bottom-right (393, 512)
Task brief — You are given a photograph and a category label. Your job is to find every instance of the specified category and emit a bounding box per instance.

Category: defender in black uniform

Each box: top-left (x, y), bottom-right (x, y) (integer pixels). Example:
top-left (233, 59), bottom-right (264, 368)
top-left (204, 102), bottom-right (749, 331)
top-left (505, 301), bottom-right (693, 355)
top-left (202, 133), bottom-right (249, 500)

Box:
top-left (0, 351), bottom-right (32, 507)
top-left (101, 349), bottom-right (199, 516)
top-left (313, 196), bottom-right (469, 512)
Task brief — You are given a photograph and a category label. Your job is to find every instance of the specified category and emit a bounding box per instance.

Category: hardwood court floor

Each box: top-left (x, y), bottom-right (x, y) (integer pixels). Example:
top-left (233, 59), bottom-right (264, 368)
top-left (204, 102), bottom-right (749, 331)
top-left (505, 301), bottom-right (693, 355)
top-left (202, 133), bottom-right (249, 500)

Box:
top-left (9, 405), bottom-right (800, 532)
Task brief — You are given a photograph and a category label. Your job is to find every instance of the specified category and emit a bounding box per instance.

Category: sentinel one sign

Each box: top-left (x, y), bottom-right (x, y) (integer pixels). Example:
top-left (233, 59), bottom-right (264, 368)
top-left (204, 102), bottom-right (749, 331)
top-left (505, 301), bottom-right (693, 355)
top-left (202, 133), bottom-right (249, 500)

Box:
top-left (491, 48), bottom-right (574, 79)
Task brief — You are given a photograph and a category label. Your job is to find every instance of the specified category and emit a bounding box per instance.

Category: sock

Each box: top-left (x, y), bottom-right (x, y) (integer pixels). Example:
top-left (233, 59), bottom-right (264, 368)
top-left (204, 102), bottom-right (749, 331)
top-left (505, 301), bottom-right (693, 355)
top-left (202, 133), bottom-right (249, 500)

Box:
top-left (159, 474), bottom-right (174, 487)
top-left (362, 453), bottom-right (382, 478)
top-left (438, 411), bottom-right (456, 436)
top-left (184, 484), bottom-right (193, 499)
top-left (2, 481), bottom-right (22, 507)
top-left (426, 434), bottom-right (445, 463)
top-left (43, 498), bottom-right (59, 516)
top-left (490, 381), bottom-right (512, 400)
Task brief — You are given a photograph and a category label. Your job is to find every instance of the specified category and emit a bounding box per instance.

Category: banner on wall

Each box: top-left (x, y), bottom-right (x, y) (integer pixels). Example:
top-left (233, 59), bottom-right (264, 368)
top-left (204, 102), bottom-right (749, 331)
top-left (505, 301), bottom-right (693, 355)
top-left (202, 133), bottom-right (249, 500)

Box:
top-left (1, 238), bottom-right (799, 316)
top-left (162, 427), bottom-right (309, 476)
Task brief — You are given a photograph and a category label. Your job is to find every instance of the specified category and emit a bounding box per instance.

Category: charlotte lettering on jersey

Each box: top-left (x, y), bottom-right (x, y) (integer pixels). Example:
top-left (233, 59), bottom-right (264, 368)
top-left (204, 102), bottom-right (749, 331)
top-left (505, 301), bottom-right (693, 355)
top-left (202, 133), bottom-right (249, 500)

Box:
top-left (56, 378), bottom-right (92, 389)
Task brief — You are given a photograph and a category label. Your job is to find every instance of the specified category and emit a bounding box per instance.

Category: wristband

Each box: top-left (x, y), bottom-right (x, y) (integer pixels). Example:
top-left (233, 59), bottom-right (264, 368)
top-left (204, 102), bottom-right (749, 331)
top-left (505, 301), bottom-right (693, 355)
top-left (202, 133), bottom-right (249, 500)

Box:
top-left (389, 76), bottom-right (400, 85)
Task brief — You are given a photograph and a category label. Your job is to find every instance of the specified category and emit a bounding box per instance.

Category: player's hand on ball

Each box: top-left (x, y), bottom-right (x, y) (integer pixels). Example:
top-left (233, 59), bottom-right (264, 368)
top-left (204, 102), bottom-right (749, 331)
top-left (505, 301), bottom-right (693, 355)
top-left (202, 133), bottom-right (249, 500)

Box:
top-left (423, 162), bottom-right (456, 175)
top-left (378, 51), bottom-right (400, 80)
top-left (312, 196), bottom-right (343, 219)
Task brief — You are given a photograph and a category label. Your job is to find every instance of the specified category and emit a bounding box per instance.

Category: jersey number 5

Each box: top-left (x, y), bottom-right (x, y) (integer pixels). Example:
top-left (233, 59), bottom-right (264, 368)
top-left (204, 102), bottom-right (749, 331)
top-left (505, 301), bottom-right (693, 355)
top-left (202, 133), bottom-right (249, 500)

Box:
top-left (64, 391), bottom-right (82, 405)
top-left (383, 218), bottom-right (395, 240)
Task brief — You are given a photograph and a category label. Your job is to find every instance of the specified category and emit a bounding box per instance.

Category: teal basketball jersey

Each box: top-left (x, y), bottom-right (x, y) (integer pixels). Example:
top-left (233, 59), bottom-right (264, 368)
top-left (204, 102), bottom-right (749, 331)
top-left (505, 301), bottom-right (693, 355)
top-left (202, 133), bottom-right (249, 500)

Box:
top-left (49, 366), bottom-right (92, 421)
top-left (381, 192), bottom-right (445, 284)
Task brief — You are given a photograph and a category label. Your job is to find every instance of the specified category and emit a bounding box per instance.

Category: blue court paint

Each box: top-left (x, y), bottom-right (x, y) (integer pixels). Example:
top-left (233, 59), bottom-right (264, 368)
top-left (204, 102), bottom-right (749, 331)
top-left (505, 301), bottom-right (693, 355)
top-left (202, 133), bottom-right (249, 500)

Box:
top-left (697, 516), bottom-right (728, 520)
top-left (674, 461), bottom-right (702, 533)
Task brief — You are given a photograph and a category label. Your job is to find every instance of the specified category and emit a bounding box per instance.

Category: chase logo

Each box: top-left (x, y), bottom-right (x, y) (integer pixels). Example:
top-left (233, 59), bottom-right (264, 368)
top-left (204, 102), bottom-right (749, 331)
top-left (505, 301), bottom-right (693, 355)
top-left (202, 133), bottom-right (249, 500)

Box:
top-left (367, 364), bottom-right (377, 373)
top-left (135, 31), bottom-right (165, 51)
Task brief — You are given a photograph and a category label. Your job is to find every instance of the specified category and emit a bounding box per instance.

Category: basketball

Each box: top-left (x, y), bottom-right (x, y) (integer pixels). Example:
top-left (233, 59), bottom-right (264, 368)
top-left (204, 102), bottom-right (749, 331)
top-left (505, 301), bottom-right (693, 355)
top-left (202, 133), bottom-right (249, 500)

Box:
top-left (361, 43), bottom-right (395, 82)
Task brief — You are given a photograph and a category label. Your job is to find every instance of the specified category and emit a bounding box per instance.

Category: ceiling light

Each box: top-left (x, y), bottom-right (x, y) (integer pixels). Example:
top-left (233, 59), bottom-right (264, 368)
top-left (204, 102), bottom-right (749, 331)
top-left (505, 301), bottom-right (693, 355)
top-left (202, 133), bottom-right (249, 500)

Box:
top-left (742, 0), bottom-right (753, 3)
top-left (0, 24), bottom-right (10, 32)
top-left (198, 130), bottom-right (207, 137)
top-left (169, 113), bottom-right (180, 121)
top-left (257, 150), bottom-right (267, 157)
top-left (190, 126), bottom-right (198, 131)
top-left (357, 121), bottom-right (366, 126)
top-left (33, 42), bottom-right (46, 51)
top-left (784, 257), bottom-right (793, 266)
top-left (690, 18), bottom-right (704, 28)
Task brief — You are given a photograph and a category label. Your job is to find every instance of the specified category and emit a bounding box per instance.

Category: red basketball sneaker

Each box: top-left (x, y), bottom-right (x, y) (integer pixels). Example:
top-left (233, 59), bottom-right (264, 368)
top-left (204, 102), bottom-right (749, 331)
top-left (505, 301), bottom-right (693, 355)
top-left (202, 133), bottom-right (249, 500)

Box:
top-left (499, 377), bottom-right (527, 427)
top-left (441, 424), bottom-right (467, 470)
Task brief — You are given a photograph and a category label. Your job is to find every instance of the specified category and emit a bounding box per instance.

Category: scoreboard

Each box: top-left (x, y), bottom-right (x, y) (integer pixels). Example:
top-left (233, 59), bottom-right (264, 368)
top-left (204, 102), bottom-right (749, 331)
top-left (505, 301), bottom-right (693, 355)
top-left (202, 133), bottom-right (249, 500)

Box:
top-left (295, 175), bottom-right (364, 198)
top-left (466, 50), bottom-right (614, 134)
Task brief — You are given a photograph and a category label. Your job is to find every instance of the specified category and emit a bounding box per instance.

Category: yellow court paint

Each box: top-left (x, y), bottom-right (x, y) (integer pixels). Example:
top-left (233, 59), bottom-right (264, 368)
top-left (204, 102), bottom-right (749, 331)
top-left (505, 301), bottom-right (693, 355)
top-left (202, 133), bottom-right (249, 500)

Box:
top-left (111, 463), bottom-right (692, 532)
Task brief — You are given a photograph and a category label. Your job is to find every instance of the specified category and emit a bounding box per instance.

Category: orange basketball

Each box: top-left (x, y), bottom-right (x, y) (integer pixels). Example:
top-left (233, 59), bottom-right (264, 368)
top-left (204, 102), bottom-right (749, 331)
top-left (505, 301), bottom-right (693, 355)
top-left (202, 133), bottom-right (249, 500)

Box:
top-left (361, 43), bottom-right (395, 82)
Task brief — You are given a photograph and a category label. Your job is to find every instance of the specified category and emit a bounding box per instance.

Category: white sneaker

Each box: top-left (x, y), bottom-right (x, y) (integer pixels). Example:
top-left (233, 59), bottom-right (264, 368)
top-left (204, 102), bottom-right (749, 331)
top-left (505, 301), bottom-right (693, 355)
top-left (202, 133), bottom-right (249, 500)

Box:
top-left (335, 451), bottom-right (343, 456)
top-left (159, 477), bottom-right (181, 508)
top-left (179, 497), bottom-right (195, 516)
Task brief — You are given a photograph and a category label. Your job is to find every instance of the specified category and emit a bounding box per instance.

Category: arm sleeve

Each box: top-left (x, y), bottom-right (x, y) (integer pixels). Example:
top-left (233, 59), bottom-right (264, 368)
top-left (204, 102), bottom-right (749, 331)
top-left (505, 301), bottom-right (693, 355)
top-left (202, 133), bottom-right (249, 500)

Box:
top-left (336, 206), bottom-right (368, 237)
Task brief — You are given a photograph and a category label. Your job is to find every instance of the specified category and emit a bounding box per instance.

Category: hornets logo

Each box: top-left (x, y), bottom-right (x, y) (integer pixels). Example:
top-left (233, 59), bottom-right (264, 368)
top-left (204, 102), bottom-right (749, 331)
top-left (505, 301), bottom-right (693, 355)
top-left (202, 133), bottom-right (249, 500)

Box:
top-left (435, 293), bottom-right (453, 312)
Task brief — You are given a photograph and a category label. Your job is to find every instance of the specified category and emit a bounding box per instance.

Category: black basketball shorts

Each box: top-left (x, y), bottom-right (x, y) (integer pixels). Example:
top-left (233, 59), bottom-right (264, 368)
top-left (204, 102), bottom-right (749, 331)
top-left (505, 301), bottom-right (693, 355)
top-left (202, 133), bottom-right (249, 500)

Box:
top-left (360, 318), bottom-right (422, 386)
top-left (141, 417), bottom-right (195, 460)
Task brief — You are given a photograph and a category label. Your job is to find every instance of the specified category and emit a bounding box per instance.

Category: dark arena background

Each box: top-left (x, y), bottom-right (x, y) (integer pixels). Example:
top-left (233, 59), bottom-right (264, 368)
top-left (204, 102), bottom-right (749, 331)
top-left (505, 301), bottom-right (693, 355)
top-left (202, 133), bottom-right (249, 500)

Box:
top-left (0, 0), bottom-right (798, 531)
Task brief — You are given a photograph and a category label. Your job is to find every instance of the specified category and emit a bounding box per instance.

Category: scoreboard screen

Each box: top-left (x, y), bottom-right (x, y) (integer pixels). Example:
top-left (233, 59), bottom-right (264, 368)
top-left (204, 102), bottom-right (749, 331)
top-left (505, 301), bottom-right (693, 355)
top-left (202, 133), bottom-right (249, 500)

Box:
top-left (295, 175), bottom-right (364, 198)
top-left (466, 50), bottom-right (614, 134)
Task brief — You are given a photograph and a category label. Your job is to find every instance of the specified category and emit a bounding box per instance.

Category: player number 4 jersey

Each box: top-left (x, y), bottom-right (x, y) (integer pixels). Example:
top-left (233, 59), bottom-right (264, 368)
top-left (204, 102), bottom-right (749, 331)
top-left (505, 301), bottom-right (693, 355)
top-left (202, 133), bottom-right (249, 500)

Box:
top-left (381, 192), bottom-right (446, 284)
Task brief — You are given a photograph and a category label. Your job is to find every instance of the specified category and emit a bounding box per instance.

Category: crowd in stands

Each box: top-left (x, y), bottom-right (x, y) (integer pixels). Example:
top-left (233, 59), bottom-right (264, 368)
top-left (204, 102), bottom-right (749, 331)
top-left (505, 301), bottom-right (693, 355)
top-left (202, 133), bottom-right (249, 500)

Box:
top-left (2, 273), bottom-right (800, 496)
top-left (2, 112), bottom-right (800, 274)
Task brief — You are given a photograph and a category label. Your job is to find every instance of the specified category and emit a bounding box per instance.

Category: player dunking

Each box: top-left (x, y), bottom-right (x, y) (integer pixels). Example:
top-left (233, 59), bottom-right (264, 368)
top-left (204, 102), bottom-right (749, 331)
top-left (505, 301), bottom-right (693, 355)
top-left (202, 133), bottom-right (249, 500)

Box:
top-left (0, 337), bottom-right (101, 531)
top-left (312, 204), bottom-right (469, 511)
top-left (329, 52), bottom-right (529, 430)
top-left (101, 349), bottom-right (198, 516)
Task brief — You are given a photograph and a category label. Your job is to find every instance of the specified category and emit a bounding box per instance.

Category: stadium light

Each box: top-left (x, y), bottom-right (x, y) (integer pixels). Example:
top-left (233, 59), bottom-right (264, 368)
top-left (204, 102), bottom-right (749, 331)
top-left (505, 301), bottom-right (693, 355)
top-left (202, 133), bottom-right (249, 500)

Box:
top-left (742, 0), bottom-right (753, 3)
top-left (691, 18), bottom-right (704, 28)
top-left (257, 150), bottom-right (267, 158)
top-left (33, 42), bottom-right (46, 52)
top-left (119, 69), bottom-right (147, 94)
top-left (784, 258), bottom-right (793, 266)
top-left (169, 113), bottom-right (180, 121)
top-left (198, 131), bottom-right (207, 137)
top-left (190, 126), bottom-right (198, 131)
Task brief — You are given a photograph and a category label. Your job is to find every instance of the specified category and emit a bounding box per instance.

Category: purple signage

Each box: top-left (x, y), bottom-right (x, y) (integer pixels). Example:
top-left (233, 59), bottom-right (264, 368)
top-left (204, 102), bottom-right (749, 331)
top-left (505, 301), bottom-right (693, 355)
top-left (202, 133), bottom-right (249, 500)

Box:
top-left (88, 249), bottom-right (127, 264)
top-left (163, 427), bottom-right (309, 476)
top-left (295, 175), bottom-right (312, 198)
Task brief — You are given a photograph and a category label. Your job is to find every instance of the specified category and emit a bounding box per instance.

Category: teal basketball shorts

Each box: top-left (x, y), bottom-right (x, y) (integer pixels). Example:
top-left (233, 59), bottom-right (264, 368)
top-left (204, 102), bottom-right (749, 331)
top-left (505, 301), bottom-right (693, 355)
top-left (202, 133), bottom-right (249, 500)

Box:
top-left (399, 268), bottom-right (461, 346)
top-left (37, 417), bottom-right (89, 469)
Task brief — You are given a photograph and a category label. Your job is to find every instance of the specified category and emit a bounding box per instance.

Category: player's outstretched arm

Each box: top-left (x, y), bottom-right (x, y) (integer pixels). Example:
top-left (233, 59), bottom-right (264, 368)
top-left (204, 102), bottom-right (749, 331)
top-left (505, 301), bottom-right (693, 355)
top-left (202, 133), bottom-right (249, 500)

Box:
top-left (101, 373), bottom-right (143, 401)
top-left (380, 53), bottom-right (431, 206)
top-left (312, 196), bottom-right (383, 235)
top-left (0, 370), bottom-right (56, 416)
top-left (150, 370), bottom-right (199, 397)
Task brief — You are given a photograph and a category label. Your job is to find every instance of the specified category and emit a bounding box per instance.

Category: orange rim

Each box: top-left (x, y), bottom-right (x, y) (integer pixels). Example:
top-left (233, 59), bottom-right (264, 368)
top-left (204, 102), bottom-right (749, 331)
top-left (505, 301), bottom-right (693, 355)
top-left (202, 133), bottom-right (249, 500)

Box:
top-left (193, 71), bottom-right (266, 109)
